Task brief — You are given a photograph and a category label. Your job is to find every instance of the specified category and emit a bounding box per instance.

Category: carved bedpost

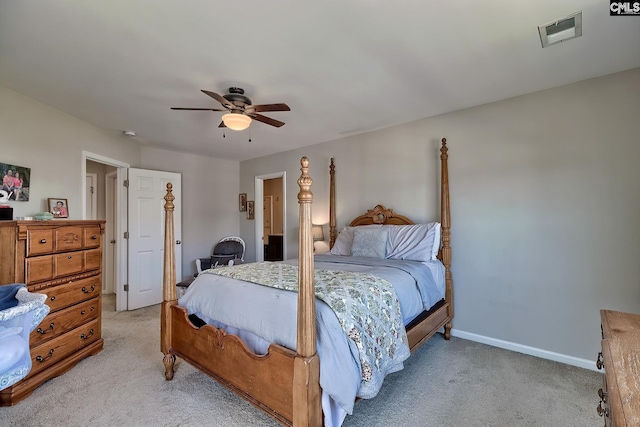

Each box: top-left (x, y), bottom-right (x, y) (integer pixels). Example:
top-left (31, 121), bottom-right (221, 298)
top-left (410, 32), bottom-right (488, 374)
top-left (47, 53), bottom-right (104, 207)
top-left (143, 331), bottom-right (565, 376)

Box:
top-left (161, 183), bottom-right (177, 379)
top-left (293, 157), bottom-right (322, 427)
top-left (440, 138), bottom-right (453, 339)
top-left (329, 158), bottom-right (336, 249)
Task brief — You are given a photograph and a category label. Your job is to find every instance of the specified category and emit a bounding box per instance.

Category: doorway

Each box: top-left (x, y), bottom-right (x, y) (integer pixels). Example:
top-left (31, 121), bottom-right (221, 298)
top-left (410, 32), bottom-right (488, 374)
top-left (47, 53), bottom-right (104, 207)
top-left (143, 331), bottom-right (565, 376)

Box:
top-left (263, 178), bottom-right (284, 261)
top-left (83, 153), bottom-right (182, 312)
top-left (254, 172), bottom-right (286, 262)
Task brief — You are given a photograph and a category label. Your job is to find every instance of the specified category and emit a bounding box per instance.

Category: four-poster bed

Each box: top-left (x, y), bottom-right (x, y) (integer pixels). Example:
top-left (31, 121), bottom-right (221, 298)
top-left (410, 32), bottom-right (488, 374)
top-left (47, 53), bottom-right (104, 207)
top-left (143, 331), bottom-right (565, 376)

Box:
top-left (161, 138), bottom-right (452, 426)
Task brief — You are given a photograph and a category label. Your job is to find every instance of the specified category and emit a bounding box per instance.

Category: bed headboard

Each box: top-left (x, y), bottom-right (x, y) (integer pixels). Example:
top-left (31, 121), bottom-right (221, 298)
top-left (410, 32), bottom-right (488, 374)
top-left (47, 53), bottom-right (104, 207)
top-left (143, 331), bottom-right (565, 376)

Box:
top-left (327, 138), bottom-right (452, 322)
top-left (329, 138), bottom-right (449, 249)
top-left (348, 205), bottom-right (414, 226)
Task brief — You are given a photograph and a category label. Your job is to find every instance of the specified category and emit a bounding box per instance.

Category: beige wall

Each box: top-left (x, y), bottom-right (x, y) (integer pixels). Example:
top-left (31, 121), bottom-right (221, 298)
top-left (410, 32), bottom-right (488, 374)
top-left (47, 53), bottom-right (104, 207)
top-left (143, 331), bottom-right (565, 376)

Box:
top-left (139, 146), bottom-right (240, 279)
top-left (0, 85), bottom-right (141, 218)
top-left (0, 84), bottom-right (240, 282)
top-left (240, 67), bottom-right (640, 363)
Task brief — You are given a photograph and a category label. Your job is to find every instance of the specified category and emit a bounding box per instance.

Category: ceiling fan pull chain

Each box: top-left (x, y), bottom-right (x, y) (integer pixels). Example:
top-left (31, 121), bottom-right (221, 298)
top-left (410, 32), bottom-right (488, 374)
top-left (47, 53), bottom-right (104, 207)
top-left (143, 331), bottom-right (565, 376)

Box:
top-left (248, 129), bottom-right (252, 142)
top-left (223, 129), bottom-right (226, 138)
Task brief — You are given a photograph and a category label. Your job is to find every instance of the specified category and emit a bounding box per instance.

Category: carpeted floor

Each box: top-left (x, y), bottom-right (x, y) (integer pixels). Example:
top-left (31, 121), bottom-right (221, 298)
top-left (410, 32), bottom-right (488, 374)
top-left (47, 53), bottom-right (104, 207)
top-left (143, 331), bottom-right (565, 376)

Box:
top-left (0, 295), bottom-right (603, 427)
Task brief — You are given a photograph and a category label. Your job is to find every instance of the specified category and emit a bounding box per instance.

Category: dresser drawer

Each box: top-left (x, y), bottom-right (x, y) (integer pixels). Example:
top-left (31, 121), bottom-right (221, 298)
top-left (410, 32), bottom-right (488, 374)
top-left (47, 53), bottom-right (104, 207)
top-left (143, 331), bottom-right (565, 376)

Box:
top-left (39, 275), bottom-right (102, 312)
top-left (83, 226), bottom-right (102, 248)
top-left (598, 362), bottom-right (612, 426)
top-left (54, 251), bottom-right (84, 276)
top-left (26, 229), bottom-right (54, 256)
top-left (29, 318), bottom-right (100, 377)
top-left (25, 256), bottom-right (54, 283)
top-left (54, 226), bottom-right (84, 252)
top-left (601, 342), bottom-right (617, 426)
top-left (30, 297), bottom-right (100, 346)
top-left (84, 248), bottom-right (102, 271)
top-left (24, 249), bottom-right (102, 284)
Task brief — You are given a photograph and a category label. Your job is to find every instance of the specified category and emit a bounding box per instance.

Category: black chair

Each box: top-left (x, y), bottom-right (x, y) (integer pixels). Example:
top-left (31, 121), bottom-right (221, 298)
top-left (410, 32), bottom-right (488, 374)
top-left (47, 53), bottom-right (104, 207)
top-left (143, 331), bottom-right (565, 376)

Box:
top-left (195, 236), bottom-right (245, 275)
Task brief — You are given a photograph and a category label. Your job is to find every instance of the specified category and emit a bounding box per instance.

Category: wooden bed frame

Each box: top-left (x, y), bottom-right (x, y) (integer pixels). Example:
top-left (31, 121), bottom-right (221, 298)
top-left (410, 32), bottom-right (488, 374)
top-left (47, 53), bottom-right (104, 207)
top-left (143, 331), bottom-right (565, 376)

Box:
top-left (160, 138), bottom-right (452, 426)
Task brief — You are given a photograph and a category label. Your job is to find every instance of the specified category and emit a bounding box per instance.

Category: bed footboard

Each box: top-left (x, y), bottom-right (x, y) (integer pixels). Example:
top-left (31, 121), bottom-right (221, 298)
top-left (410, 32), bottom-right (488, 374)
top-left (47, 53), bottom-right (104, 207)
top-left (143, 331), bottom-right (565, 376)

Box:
top-left (170, 304), bottom-right (297, 424)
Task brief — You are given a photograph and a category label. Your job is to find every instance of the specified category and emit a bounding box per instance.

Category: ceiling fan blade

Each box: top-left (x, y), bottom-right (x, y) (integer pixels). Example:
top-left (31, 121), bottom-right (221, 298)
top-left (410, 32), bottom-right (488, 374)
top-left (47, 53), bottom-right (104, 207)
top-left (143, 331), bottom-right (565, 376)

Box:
top-left (201, 90), bottom-right (234, 109)
top-left (247, 103), bottom-right (291, 113)
top-left (252, 113), bottom-right (285, 128)
top-left (171, 107), bottom-right (226, 111)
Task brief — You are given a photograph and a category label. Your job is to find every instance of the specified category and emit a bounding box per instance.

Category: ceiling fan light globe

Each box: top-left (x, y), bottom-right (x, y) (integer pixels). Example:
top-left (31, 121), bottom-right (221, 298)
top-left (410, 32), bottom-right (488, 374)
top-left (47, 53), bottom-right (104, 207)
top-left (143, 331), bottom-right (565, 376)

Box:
top-left (222, 113), bottom-right (252, 131)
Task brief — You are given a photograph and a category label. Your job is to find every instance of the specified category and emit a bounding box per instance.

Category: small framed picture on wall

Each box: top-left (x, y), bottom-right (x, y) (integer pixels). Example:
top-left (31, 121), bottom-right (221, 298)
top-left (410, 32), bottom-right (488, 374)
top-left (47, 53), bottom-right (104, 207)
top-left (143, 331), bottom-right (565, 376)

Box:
top-left (239, 193), bottom-right (247, 212)
top-left (48, 198), bottom-right (69, 218)
top-left (246, 201), bottom-right (254, 220)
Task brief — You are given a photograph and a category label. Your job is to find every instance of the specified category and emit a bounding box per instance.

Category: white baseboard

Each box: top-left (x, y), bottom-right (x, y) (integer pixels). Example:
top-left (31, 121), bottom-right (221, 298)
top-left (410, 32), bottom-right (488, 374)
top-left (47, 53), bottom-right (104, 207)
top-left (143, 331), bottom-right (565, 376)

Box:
top-left (450, 329), bottom-right (600, 372)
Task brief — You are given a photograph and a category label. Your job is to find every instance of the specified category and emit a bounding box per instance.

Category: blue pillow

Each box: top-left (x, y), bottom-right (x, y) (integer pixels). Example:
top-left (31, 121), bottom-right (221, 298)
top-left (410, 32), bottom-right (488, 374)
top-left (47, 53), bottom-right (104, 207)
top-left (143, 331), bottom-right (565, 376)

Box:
top-left (351, 228), bottom-right (388, 258)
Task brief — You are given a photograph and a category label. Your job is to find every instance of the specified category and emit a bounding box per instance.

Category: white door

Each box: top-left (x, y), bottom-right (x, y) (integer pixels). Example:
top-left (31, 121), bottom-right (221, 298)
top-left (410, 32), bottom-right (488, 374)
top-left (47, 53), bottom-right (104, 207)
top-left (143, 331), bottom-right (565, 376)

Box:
top-left (127, 168), bottom-right (182, 310)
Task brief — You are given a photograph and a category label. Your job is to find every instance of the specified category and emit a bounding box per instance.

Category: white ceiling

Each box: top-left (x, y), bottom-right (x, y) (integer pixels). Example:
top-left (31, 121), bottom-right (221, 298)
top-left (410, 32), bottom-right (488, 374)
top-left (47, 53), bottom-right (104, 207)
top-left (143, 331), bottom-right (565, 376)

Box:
top-left (1, 1), bottom-right (638, 161)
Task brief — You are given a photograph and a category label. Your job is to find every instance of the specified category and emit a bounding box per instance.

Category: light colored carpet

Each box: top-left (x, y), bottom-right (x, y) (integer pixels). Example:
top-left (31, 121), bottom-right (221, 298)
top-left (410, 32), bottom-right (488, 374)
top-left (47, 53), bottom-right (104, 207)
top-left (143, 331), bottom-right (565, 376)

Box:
top-left (0, 295), bottom-right (603, 426)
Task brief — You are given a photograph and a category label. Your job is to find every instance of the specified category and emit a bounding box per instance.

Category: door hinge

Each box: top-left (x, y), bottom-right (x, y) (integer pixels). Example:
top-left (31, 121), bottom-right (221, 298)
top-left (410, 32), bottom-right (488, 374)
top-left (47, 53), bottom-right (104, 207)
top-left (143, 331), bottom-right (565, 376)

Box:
top-left (123, 179), bottom-right (129, 188)
top-left (124, 231), bottom-right (129, 239)
top-left (124, 284), bottom-right (129, 292)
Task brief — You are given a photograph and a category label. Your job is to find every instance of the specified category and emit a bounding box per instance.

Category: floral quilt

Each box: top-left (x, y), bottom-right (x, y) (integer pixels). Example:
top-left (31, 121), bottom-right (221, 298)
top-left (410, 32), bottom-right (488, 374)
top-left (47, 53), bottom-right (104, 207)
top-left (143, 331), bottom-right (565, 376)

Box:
top-left (209, 261), bottom-right (410, 398)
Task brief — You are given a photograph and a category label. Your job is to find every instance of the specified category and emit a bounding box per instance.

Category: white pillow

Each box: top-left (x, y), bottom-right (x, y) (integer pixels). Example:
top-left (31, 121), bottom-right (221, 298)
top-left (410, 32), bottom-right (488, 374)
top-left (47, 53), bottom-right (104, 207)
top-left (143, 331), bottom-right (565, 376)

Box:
top-left (351, 227), bottom-right (389, 258)
top-left (386, 223), bottom-right (441, 262)
top-left (329, 224), bottom-right (382, 256)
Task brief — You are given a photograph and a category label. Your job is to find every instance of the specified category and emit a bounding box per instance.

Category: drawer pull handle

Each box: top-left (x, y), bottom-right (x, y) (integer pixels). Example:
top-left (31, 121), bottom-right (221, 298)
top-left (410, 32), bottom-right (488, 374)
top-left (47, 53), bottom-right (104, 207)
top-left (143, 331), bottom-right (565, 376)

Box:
top-left (598, 388), bottom-right (608, 403)
top-left (36, 349), bottom-right (54, 363)
top-left (597, 401), bottom-right (609, 418)
top-left (81, 310), bottom-right (86, 315)
top-left (80, 329), bottom-right (94, 340)
top-left (91, 235), bottom-right (98, 240)
top-left (37, 322), bottom-right (55, 334)
top-left (596, 352), bottom-right (603, 370)
top-left (68, 255), bottom-right (73, 259)
top-left (81, 285), bottom-right (96, 294)
top-left (40, 239), bottom-right (47, 244)
top-left (50, 296), bottom-right (56, 301)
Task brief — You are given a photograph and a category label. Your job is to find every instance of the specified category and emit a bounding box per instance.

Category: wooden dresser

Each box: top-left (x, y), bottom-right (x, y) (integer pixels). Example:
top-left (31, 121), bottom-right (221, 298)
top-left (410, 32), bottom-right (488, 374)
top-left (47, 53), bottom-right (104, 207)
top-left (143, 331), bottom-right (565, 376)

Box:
top-left (597, 310), bottom-right (640, 426)
top-left (0, 220), bottom-right (105, 406)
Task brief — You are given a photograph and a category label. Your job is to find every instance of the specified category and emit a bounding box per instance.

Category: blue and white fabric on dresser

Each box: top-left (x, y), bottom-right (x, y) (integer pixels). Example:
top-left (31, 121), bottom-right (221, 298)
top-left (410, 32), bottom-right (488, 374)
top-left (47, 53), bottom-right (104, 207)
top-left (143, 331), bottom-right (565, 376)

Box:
top-left (0, 284), bottom-right (50, 389)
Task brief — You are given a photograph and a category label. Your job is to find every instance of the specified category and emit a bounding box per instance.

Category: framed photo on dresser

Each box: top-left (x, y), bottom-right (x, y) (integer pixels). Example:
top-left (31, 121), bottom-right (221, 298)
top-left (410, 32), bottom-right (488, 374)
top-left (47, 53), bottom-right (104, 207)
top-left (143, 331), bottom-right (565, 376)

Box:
top-left (48, 198), bottom-right (69, 218)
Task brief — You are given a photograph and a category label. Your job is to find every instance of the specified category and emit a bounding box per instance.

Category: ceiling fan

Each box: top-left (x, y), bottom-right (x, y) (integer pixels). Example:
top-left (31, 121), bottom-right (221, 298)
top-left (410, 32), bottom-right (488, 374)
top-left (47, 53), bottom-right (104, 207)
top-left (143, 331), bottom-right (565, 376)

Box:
top-left (171, 87), bottom-right (290, 130)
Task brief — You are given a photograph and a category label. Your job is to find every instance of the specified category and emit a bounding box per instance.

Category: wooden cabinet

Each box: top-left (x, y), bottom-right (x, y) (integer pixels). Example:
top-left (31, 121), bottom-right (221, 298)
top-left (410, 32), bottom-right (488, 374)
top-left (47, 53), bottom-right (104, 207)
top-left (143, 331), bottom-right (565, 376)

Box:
top-left (597, 310), bottom-right (640, 426)
top-left (0, 220), bottom-right (105, 406)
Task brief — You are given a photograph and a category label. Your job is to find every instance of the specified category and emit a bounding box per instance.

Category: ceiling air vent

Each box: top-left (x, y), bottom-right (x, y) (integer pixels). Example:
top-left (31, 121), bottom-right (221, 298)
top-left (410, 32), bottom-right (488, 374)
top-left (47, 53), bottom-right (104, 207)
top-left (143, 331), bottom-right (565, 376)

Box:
top-left (538, 11), bottom-right (582, 48)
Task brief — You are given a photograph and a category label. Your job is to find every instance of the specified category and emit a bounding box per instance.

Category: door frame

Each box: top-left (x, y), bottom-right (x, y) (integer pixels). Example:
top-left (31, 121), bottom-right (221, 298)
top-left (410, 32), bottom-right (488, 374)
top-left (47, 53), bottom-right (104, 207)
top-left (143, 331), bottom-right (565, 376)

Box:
top-left (263, 195), bottom-right (273, 237)
top-left (254, 172), bottom-right (286, 262)
top-left (82, 151), bottom-right (129, 311)
top-left (104, 170), bottom-right (117, 295)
